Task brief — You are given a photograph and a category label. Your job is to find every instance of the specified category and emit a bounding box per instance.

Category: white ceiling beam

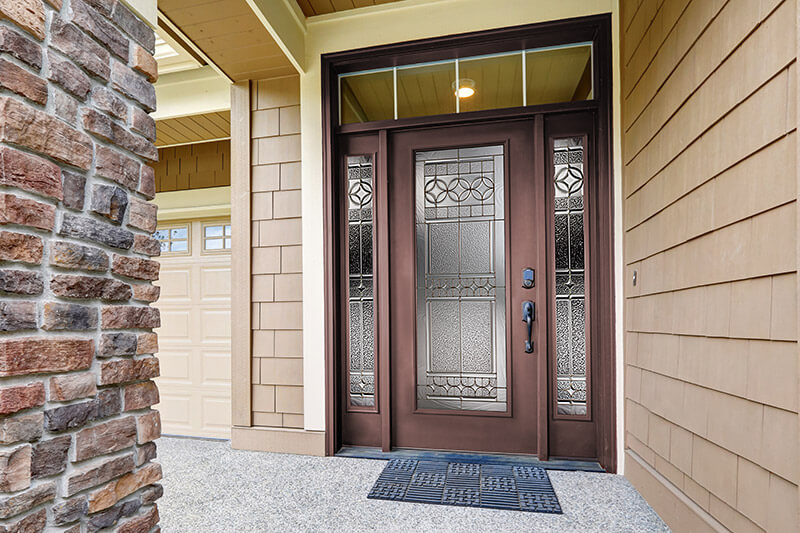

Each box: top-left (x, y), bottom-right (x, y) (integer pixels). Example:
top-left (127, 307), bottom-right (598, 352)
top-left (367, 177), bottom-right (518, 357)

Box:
top-left (245, 0), bottom-right (307, 73)
top-left (154, 66), bottom-right (231, 120)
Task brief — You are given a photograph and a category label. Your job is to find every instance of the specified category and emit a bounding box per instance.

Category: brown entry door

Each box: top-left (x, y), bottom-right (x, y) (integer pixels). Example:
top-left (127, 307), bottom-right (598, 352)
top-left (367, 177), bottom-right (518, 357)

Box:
top-left (339, 113), bottom-right (602, 461)
top-left (388, 114), bottom-right (599, 459)
top-left (389, 120), bottom-right (545, 455)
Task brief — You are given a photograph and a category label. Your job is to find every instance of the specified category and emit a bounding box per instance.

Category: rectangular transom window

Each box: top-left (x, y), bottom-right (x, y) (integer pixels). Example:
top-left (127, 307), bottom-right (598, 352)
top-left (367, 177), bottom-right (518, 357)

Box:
top-left (339, 43), bottom-right (592, 125)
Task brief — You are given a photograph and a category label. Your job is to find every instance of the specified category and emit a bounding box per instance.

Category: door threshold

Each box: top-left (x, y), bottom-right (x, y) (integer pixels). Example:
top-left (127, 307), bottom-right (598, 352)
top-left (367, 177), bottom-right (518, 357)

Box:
top-left (336, 446), bottom-right (605, 473)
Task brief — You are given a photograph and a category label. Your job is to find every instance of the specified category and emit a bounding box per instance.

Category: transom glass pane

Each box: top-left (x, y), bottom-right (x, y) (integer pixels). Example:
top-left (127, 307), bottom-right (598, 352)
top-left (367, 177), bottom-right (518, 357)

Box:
top-left (396, 61), bottom-right (456, 119)
top-left (347, 155), bottom-right (376, 407)
top-left (526, 44), bottom-right (592, 106)
top-left (553, 137), bottom-right (588, 417)
top-left (415, 145), bottom-right (506, 411)
top-left (458, 53), bottom-right (523, 113)
top-left (340, 69), bottom-right (394, 124)
top-left (339, 42), bottom-right (592, 125)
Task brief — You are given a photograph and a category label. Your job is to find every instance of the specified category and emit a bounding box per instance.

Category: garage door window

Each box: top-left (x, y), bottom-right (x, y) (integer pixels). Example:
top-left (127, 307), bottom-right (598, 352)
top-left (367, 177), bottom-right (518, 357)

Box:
top-left (203, 222), bottom-right (232, 253)
top-left (154, 224), bottom-right (190, 255)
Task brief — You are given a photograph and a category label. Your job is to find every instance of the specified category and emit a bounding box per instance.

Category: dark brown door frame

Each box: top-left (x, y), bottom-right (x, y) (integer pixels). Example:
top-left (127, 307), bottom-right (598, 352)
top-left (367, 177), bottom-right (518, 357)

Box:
top-left (321, 13), bottom-right (616, 472)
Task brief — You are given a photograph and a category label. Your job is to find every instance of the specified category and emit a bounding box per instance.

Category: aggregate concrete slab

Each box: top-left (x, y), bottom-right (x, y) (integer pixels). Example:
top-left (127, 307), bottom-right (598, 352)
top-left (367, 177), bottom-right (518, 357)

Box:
top-left (157, 436), bottom-right (670, 532)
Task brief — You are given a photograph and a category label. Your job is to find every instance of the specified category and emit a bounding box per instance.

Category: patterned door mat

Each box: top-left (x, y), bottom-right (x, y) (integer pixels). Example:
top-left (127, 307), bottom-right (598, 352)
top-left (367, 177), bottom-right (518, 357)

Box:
top-left (367, 459), bottom-right (562, 513)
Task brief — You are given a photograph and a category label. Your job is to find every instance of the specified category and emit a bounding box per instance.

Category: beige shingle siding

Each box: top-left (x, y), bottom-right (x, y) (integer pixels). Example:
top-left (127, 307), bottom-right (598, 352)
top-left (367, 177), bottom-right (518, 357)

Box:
top-left (249, 75), bottom-right (304, 429)
top-left (622, 0), bottom-right (798, 531)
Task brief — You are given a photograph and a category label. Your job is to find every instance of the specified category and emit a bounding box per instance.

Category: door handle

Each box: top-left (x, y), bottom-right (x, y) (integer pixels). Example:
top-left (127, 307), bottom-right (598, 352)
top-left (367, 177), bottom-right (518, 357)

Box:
top-left (522, 301), bottom-right (534, 353)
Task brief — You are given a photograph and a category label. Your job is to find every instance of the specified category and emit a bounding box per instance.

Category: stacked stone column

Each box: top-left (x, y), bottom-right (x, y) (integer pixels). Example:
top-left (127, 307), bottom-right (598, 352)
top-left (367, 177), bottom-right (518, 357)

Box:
top-left (0, 0), bottom-right (162, 531)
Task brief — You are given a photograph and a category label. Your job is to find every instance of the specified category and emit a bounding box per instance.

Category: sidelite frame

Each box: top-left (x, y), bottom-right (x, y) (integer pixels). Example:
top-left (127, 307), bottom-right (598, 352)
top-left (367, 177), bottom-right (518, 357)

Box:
top-left (322, 14), bottom-right (616, 471)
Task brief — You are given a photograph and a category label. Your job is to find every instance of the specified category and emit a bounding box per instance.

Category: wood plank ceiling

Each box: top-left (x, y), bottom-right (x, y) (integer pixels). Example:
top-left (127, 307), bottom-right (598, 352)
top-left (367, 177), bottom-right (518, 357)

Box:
top-left (156, 111), bottom-right (231, 147)
top-left (296, 0), bottom-right (404, 17)
top-left (158, 0), bottom-right (296, 82)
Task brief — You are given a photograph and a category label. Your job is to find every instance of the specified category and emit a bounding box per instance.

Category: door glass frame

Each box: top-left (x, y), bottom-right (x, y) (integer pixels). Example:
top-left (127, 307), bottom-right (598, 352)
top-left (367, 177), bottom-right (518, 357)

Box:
top-left (413, 144), bottom-right (510, 415)
top-left (322, 14), bottom-right (615, 471)
top-left (549, 134), bottom-right (592, 422)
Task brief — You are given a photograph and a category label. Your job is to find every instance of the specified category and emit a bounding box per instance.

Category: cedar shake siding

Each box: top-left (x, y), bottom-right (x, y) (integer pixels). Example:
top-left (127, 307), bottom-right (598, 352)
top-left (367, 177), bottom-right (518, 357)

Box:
top-left (621, 0), bottom-right (799, 531)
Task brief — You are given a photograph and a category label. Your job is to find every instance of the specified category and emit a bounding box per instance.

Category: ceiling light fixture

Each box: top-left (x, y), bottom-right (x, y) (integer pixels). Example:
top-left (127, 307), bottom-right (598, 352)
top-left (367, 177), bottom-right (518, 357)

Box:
top-left (453, 78), bottom-right (476, 98)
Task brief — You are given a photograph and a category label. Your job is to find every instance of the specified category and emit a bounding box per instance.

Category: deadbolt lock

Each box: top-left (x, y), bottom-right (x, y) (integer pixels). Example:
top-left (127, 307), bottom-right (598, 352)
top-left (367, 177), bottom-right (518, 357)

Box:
top-left (522, 268), bottom-right (534, 289)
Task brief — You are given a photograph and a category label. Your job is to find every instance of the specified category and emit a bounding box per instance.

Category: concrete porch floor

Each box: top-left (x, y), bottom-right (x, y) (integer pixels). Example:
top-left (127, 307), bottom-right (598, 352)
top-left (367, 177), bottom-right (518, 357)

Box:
top-left (157, 436), bottom-right (669, 532)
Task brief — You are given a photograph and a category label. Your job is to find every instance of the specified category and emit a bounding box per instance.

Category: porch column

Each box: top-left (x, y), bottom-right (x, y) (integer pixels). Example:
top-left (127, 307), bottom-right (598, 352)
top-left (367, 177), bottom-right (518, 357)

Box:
top-left (0, 0), bottom-right (162, 530)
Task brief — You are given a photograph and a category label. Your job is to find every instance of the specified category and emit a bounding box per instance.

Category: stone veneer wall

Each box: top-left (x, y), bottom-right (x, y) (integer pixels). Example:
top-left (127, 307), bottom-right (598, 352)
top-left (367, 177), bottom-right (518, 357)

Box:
top-left (0, 0), bottom-right (162, 531)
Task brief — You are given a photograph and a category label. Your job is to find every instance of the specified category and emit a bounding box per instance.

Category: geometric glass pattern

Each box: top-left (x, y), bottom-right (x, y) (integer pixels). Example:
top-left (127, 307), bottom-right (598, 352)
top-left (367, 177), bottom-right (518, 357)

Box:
top-left (553, 137), bottom-right (588, 416)
top-left (202, 222), bottom-right (232, 252)
top-left (368, 459), bottom-right (562, 514)
top-left (153, 224), bottom-right (190, 254)
top-left (347, 155), bottom-right (376, 407)
top-left (415, 146), bottom-right (507, 411)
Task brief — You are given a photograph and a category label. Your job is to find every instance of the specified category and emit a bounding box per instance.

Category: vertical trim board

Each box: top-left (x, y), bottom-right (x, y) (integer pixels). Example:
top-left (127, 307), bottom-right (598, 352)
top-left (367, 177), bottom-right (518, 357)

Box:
top-left (231, 81), bottom-right (253, 426)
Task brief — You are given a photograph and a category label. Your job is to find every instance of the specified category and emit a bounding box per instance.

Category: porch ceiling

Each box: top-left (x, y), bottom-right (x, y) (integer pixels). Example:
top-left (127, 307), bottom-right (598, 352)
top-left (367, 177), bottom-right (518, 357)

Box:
top-left (156, 111), bottom-right (231, 147)
top-left (295, 0), bottom-right (405, 17)
top-left (158, 0), bottom-right (297, 82)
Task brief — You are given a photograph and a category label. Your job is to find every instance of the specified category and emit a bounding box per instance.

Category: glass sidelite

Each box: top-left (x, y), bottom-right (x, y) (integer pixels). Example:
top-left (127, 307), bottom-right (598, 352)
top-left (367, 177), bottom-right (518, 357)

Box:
top-left (553, 138), bottom-right (588, 416)
top-left (415, 146), bottom-right (507, 411)
top-left (347, 155), bottom-right (376, 407)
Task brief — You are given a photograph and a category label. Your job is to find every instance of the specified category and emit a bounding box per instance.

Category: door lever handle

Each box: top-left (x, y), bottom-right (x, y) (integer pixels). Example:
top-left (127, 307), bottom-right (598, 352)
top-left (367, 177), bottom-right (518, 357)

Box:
top-left (522, 301), bottom-right (534, 353)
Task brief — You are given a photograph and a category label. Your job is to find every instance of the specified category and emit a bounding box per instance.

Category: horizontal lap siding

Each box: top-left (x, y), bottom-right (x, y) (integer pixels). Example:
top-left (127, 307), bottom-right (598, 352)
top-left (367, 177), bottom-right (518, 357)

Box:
top-left (621, 0), bottom-right (799, 531)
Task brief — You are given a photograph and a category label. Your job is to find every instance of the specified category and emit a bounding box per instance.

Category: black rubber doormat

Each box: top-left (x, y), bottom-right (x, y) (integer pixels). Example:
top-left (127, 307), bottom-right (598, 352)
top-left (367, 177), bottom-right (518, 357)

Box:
top-left (367, 459), bottom-right (562, 513)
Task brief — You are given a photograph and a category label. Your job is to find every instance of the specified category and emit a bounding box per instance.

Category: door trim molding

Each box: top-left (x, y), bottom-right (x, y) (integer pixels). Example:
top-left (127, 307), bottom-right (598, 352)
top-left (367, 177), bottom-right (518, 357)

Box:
top-left (321, 14), bottom-right (615, 472)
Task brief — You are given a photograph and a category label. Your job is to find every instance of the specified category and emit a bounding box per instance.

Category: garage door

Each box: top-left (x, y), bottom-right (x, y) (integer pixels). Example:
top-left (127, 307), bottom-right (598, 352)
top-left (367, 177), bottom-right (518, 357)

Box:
top-left (153, 219), bottom-right (232, 438)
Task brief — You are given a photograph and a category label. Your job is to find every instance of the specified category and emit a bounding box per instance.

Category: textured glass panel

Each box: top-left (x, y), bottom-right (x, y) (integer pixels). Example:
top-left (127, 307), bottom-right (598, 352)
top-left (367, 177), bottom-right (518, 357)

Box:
top-left (171, 227), bottom-right (187, 239)
top-left (553, 137), bottom-right (588, 417)
top-left (346, 155), bottom-right (376, 407)
top-left (349, 302), bottom-right (362, 371)
top-left (225, 225), bottom-right (232, 236)
top-left (554, 214), bottom-right (569, 270)
top-left (153, 230), bottom-right (168, 240)
top-left (460, 221), bottom-right (491, 273)
top-left (460, 301), bottom-right (493, 372)
top-left (429, 301), bottom-right (460, 373)
top-left (160, 241), bottom-right (169, 252)
top-left (569, 213), bottom-right (584, 269)
top-left (224, 238), bottom-right (231, 249)
top-left (348, 224), bottom-right (360, 275)
top-left (429, 223), bottom-right (459, 274)
top-left (340, 69), bottom-right (394, 125)
top-left (362, 301), bottom-right (375, 371)
top-left (416, 145), bottom-right (506, 411)
top-left (170, 241), bottom-right (188, 252)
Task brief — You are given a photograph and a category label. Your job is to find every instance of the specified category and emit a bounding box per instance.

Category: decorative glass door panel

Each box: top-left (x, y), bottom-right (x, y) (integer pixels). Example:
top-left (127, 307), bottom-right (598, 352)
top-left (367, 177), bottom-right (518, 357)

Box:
top-left (347, 155), bottom-right (376, 408)
top-left (414, 146), bottom-right (507, 411)
top-left (552, 138), bottom-right (589, 417)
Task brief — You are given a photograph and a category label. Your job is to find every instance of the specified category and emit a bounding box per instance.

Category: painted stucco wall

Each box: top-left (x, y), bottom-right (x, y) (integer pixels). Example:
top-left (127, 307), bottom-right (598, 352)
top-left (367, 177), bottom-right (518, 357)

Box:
top-left (620, 0), bottom-right (799, 531)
